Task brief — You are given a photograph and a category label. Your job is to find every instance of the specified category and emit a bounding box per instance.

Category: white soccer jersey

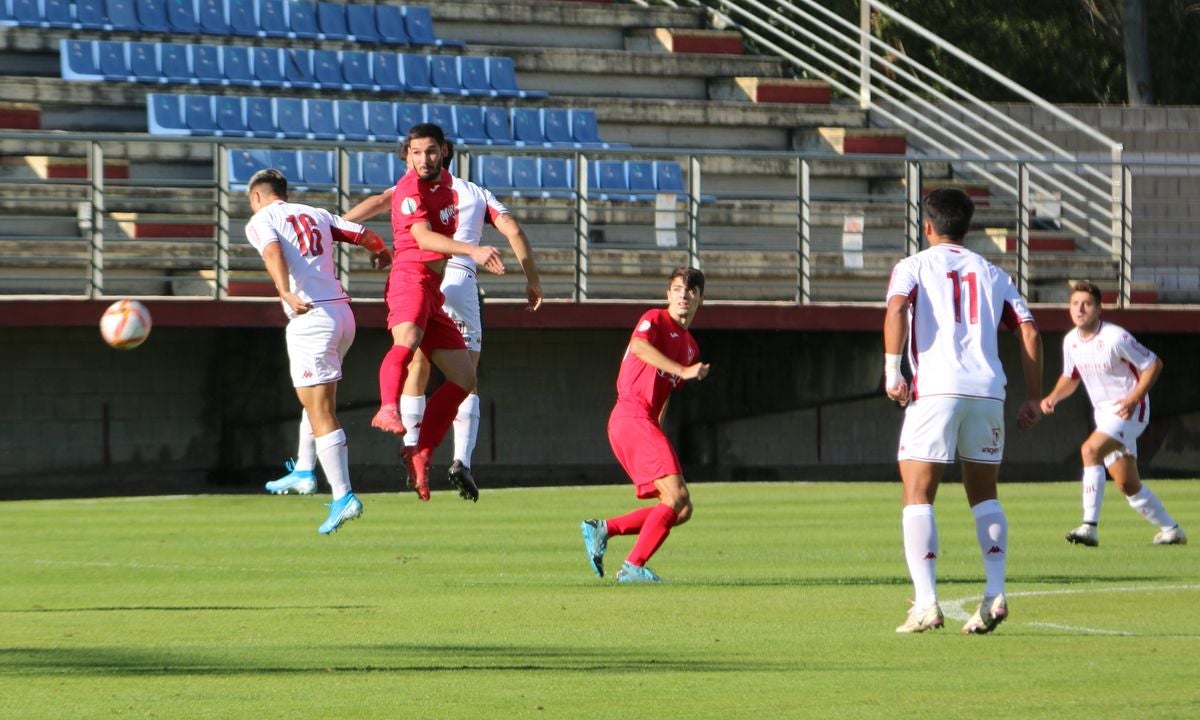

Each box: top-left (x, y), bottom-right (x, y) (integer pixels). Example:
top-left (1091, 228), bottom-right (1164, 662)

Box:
top-left (244, 200), bottom-right (366, 318)
top-left (887, 243), bottom-right (1035, 401)
top-left (447, 175), bottom-right (508, 273)
top-left (1062, 321), bottom-right (1157, 418)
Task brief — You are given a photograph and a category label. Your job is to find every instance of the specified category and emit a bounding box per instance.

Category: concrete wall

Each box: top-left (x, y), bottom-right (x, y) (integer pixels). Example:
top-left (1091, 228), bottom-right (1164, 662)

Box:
top-left (4, 322), bottom-right (1199, 498)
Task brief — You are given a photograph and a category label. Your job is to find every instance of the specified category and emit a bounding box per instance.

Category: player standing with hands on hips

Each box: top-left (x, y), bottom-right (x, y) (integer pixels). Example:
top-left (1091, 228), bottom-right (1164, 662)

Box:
top-left (1039, 280), bottom-right (1186, 546)
top-left (244, 168), bottom-right (391, 534)
top-left (884, 189), bottom-right (1043, 634)
top-left (580, 267), bottom-right (709, 583)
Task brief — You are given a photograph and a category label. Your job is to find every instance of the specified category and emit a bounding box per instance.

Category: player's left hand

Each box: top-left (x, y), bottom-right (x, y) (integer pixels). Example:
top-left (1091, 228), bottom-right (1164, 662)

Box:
top-left (525, 283), bottom-right (543, 312)
top-left (1114, 396), bottom-right (1139, 420)
top-left (1017, 399), bottom-right (1043, 430)
top-left (886, 378), bottom-right (910, 406)
top-left (370, 249), bottom-right (392, 270)
top-left (282, 292), bottom-right (311, 315)
top-left (471, 245), bottom-right (506, 275)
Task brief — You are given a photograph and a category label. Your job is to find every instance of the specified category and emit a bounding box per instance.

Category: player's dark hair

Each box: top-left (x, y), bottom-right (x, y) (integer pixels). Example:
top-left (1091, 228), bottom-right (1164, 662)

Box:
top-left (247, 168), bottom-right (288, 199)
top-left (670, 266), bottom-right (705, 296)
top-left (405, 122), bottom-right (447, 146)
top-left (922, 188), bottom-right (974, 242)
top-left (1070, 279), bottom-right (1102, 304)
top-left (397, 134), bottom-right (452, 170)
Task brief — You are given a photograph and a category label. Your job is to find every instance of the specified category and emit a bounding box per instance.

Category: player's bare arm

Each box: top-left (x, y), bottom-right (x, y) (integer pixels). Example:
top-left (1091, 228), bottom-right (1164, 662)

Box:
top-left (411, 222), bottom-right (506, 275)
top-left (342, 188), bottom-right (393, 224)
top-left (629, 337), bottom-right (710, 382)
top-left (1117, 356), bottom-right (1162, 419)
top-left (883, 294), bottom-right (911, 406)
top-left (1040, 374), bottom-right (1081, 415)
top-left (494, 213), bottom-right (542, 311)
top-left (260, 242), bottom-right (311, 315)
top-left (1016, 320), bottom-right (1044, 430)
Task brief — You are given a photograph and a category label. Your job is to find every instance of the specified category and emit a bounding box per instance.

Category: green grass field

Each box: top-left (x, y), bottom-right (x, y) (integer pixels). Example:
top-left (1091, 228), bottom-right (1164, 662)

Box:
top-left (1, 481), bottom-right (1197, 719)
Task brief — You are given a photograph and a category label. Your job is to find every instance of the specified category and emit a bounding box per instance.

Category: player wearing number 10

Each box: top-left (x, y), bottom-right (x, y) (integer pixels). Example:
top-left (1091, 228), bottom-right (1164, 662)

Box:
top-left (244, 168), bottom-right (392, 535)
top-left (883, 188), bottom-right (1043, 635)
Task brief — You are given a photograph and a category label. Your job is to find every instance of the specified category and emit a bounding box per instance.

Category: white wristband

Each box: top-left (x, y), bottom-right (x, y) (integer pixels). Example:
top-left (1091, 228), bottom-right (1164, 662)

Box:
top-left (884, 353), bottom-right (903, 388)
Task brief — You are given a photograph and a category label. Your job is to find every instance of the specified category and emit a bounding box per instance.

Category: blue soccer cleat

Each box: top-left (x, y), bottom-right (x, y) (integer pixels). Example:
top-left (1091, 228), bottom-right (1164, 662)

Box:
top-left (265, 459), bottom-right (317, 495)
top-left (616, 560), bottom-right (662, 584)
top-left (318, 493), bottom-right (363, 535)
top-left (580, 519), bottom-right (608, 577)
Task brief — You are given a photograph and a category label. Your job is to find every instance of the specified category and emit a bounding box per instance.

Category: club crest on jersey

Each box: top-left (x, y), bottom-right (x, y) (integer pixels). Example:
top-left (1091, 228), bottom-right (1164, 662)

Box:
top-left (400, 197), bottom-right (418, 215)
top-left (637, 320), bottom-right (652, 332)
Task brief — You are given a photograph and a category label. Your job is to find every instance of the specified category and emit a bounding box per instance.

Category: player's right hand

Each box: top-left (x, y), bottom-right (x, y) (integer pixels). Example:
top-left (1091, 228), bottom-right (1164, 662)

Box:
top-left (370, 249), bottom-right (392, 270)
top-left (1039, 396), bottom-right (1056, 415)
top-left (886, 379), bottom-right (910, 406)
top-left (471, 245), bottom-right (506, 275)
top-left (282, 292), bottom-right (311, 315)
top-left (1018, 399), bottom-right (1043, 430)
top-left (682, 362), bottom-right (710, 382)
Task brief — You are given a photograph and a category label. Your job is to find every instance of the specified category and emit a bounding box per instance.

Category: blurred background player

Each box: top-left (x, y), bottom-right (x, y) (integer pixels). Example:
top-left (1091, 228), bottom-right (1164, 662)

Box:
top-left (884, 188), bottom-right (1043, 634)
top-left (580, 267), bottom-right (710, 583)
top-left (370, 123), bottom-right (505, 501)
top-left (344, 142), bottom-right (543, 501)
top-left (1039, 280), bottom-right (1187, 546)
top-left (244, 168), bottom-right (391, 534)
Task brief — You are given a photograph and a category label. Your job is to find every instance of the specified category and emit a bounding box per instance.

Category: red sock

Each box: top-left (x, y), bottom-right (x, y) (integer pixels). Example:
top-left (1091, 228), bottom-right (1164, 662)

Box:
top-left (416, 381), bottom-right (469, 453)
top-left (626, 503), bottom-right (678, 567)
top-left (606, 506), bottom-right (655, 536)
top-left (378, 345), bottom-right (414, 407)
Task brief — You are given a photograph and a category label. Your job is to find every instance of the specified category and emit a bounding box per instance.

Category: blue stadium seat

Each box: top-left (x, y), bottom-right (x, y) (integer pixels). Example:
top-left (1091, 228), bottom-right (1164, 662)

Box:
top-left (655, 161), bottom-right (685, 193)
top-left (287, 0), bottom-right (319, 39)
top-left (341, 50), bottom-right (373, 90)
top-left (11, 0), bottom-right (45, 27)
top-left (221, 45), bottom-right (255, 86)
top-left (305, 98), bottom-right (338, 140)
top-left (275, 97), bottom-right (307, 138)
top-left (423, 103), bottom-right (454, 135)
top-left (214, 95), bottom-right (251, 136)
top-left (337, 100), bottom-right (369, 141)
top-left (252, 47), bottom-right (285, 87)
top-left (300, 150), bottom-right (334, 186)
top-left (312, 49), bottom-right (344, 88)
top-left (539, 156), bottom-right (574, 197)
top-left (429, 55), bottom-right (465, 95)
top-left (197, 0), bottom-right (229, 35)
top-left (191, 43), bottom-right (222, 85)
top-left (370, 51), bottom-right (404, 92)
top-left (227, 0), bottom-right (257, 36)
top-left (475, 155), bottom-right (511, 191)
top-left (270, 149), bottom-right (301, 183)
top-left (97, 40), bottom-right (131, 82)
top-left (283, 48), bottom-right (317, 88)
top-left (245, 96), bottom-right (277, 136)
top-left (482, 105), bottom-right (513, 144)
top-left (595, 160), bottom-right (630, 200)
top-left (360, 151), bottom-right (394, 188)
top-left (61, 39), bottom-right (100, 81)
top-left (401, 54), bottom-right (433, 93)
top-left (395, 102), bottom-right (421, 134)
top-left (627, 161), bottom-right (655, 198)
top-left (366, 100), bottom-right (399, 141)
top-left (147, 93), bottom-right (188, 134)
top-left (486, 56), bottom-right (546, 98)
top-left (160, 42), bottom-right (191, 83)
top-left (183, 94), bottom-right (217, 134)
top-left (452, 105), bottom-right (487, 146)
top-left (45, 0), bottom-right (79, 28)
top-left (569, 108), bottom-right (624, 149)
top-left (374, 4), bottom-right (409, 45)
top-left (316, 2), bottom-right (348, 40)
top-left (228, 148), bottom-right (271, 185)
top-left (511, 156), bottom-right (538, 192)
top-left (510, 107), bottom-right (546, 147)
top-left (105, 0), bottom-right (138, 30)
top-left (457, 56), bottom-right (494, 97)
top-left (404, 5), bottom-right (462, 47)
top-left (541, 108), bottom-right (577, 147)
top-left (75, 0), bottom-right (110, 30)
top-left (136, 0), bottom-right (169, 32)
top-left (129, 42), bottom-right (161, 82)
top-left (167, 0), bottom-right (199, 33)
top-left (258, 0), bottom-right (287, 37)
top-left (346, 3), bottom-right (380, 44)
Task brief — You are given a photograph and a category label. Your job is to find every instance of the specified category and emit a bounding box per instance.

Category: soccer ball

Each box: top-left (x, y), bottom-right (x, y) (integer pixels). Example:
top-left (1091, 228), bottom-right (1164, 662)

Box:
top-left (99, 299), bottom-right (152, 350)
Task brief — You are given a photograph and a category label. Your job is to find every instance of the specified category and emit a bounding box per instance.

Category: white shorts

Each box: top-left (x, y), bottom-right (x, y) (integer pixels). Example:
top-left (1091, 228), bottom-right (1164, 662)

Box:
top-left (897, 395), bottom-right (1005, 464)
top-left (1094, 405), bottom-right (1147, 466)
top-left (285, 301), bottom-right (355, 387)
top-left (441, 263), bottom-right (482, 352)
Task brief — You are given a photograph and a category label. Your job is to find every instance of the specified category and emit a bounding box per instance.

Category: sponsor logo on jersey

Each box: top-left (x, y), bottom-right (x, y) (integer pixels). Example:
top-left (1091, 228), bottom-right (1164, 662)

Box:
top-left (439, 203), bottom-right (457, 226)
top-left (669, 332), bottom-right (679, 338)
top-left (400, 197), bottom-right (417, 215)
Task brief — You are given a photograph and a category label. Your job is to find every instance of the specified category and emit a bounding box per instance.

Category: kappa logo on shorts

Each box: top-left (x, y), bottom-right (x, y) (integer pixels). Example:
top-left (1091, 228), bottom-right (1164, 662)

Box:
top-left (302, 370), bottom-right (313, 379)
top-left (400, 197), bottom-right (418, 215)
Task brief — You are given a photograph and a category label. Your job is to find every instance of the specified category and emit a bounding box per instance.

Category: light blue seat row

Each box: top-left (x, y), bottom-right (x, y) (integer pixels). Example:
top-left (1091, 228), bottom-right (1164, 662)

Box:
top-left (227, 148), bottom-right (399, 189)
top-left (475, 156), bottom-right (688, 201)
top-left (148, 93), bottom-right (621, 148)
top-left (61, 39), bottom-right (546, 97)
top-left (5, 1), bottom-right (462, 46)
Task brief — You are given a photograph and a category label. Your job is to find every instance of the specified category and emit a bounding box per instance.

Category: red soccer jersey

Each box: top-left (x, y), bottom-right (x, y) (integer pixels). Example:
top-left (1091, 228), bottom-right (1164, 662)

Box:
top-left (390, 167), bottom-right (458, 264)
top-left (613, 308), bottom-right (699, 420)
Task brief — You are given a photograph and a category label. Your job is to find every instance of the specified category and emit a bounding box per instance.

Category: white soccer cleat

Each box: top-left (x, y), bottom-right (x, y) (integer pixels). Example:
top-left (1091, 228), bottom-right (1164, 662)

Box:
top-left (895, 603), bottom-right (944, 634)
top-left (1065, 523), bottom-right (1099, 547)
top-left (962, 593), bottom-right (1008, 634)
top-left (1153, 526), bottom-right (1188, 545)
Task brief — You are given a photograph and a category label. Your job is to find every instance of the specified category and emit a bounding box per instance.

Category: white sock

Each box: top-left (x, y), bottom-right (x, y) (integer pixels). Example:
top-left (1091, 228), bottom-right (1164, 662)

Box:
top-left (1127, 486), bottom-right (1178, 531)
top-left (315, 429), bottom-right (350, 500)
top-left (453, 393), bottom-right (481, 467)
top-left (972, 499), bottom-right (1007, 598)
top-left (902, 504), bottom-right (938, 612)
top-left (295, 410), bottom-right (316, 472)
top-left (1081, 465), bottom-right (1105, 524)
top-left (400, 394), bottom-right (425, 449)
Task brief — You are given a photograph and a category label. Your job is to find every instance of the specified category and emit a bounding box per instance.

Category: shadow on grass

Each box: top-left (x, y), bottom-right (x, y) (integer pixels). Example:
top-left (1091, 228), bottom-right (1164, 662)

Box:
top-left (0, 605), bottom-right (370, 614)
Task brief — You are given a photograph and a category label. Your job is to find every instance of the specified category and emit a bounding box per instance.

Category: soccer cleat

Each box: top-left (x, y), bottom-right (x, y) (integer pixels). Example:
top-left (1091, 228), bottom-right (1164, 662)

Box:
top-left (962, 593), bottom-right (1008, 634)
top-left (1065, 523), bottom-right (1099, 547)
top-left (1153, 525), bottom-right (1188, 545)
top-left (616, 560), bottom-right (662, 584)
top-left (265, 460), bottom-right (317, 495)
top-left (895, 603), bottom-right (944, 634)
top-left (402, 446), bottom-right (431, 501)
top-left (318, 493), bottom-right (363, 535)
top-left (371, 404), bottom-right (407, 436)
top-left (447, 460), bottom-right (479, 502)
top-left (580, 519), bottom-right (608, 577)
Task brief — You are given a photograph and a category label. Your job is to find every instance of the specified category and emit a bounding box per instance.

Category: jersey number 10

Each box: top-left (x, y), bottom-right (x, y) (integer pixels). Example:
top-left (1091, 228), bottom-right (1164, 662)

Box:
top-left (286, 214), bottom-right (325, 257)
top-left (946, 271), bottom-right (979, 324)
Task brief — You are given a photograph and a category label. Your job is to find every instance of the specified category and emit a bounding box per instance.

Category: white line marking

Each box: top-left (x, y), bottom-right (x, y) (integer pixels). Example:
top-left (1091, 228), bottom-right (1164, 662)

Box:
top-left (945, 584), bottom-right (1200, 636)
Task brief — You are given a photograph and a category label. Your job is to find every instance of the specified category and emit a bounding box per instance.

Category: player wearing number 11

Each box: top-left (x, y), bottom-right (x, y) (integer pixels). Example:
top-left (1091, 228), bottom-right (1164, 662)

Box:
top-left (883, 188), bottom-right (1043, 635)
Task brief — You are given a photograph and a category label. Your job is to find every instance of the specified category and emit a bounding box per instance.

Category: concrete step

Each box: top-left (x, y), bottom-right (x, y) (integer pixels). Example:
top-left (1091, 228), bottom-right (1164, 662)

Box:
top-left (0, 155), bottom-right (128, 180)
top-left (709, 78), bottom-right (833, 105)
top-left (795, 128), bottom-right (908, 155)
top-left (0, 101), bottom-right (39, 129)
top-left (975, 228), bottom-right (1079, 253)
top-left (626, 28), bottom-right (744, 55)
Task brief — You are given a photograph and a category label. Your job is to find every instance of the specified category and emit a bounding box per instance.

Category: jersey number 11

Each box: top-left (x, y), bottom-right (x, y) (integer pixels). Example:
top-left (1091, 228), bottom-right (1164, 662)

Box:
top-left (947, 271), bottom-right (978, 324)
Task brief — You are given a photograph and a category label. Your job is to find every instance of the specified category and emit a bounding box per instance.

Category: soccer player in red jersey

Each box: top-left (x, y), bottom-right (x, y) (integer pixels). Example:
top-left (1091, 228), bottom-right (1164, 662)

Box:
top-left (580, 267), bottom-right (710, 583)
top-left (371, 123), bottom-right (506, 500)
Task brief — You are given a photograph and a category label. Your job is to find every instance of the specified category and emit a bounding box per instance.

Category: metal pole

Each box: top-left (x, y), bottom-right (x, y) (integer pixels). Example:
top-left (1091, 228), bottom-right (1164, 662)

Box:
top-left (688, 155), bottom-right (701, 270)
top-left (573, 153), bottom-right (589, 301)
top-left (87, 141), bottom-right (105, 299)
top-left (1120, 165), bottom-right (1133, 308)
top-left (905, 160), bottom-right (922, 257)
top-left (859, 0), bottom-right (872, 110)
top-left (797, 157), bottom-right (811, 303)
top-left (1017, 163), bottom-right (1031, 300)
top-left (336, 147), bottom-right (351, 289)
top-left (214, 144), bottom-right (230, 301)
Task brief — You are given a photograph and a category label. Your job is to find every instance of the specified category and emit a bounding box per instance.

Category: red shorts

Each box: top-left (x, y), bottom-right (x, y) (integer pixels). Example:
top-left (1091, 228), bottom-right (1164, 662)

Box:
top-left (385, 262), bottom-right (467, 352)
top-left (607, 409), bottom-right (681, 499)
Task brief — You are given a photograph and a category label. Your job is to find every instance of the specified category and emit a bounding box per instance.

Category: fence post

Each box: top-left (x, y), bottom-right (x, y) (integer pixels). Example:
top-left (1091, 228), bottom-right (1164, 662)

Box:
top-left (335, 147), bottom-right (352, 290)
top-left (905, 160), bottom-right (922, 257)
top-left (86, 141), bottom-right (105, 299)
top-left (859, 1), bottom-right (872, 110)
top-left (797, 157), bottom-right (811, 303)
top-left (573, 153), bottom-right (589, 301)
top-left (1120, 164), bottom-right (1133, 308)
top-left (688, 155), bottom-right (701, 270)
top-left (1017, 162), bottom-right (1031, 300)
top-left (214, 144), bottom-right (230, 301)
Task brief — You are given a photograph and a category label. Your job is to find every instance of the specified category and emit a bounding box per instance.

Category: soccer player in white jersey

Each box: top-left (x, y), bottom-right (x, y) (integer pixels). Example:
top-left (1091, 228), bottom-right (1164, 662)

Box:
top-left (342, 142), bottom-right (542, 501)
top-left (1039, 281), bottom-right (1187, 546)
top-left (244, 168), bottom-right (391, 534)
top-left (884, 188), bottom-right (1044, 635)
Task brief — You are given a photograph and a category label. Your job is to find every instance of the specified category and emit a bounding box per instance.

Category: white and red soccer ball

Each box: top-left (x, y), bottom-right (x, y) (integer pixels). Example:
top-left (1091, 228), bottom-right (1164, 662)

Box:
top-left (99, 299), bottom-right (152, 350)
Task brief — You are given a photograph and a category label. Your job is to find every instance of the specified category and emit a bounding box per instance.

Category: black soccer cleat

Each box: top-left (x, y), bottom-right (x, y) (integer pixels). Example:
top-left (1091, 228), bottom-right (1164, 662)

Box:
top-left (447, 460), bottom-right (479, 502)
